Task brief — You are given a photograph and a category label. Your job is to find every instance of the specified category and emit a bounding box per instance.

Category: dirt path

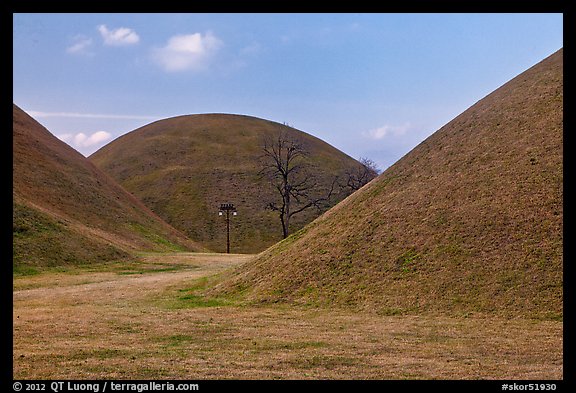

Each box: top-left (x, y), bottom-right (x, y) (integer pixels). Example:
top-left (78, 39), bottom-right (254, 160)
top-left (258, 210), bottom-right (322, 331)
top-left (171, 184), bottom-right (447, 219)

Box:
top-left (13, 253), bottom-right (563, 380)
top-left (13, 253), bottom-right (250, 303)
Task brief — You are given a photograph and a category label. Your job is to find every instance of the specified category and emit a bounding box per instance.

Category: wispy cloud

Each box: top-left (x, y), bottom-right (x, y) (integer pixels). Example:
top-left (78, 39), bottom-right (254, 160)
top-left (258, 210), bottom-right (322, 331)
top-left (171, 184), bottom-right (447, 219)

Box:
top-left (57, 131), bottom-right (112, 148)
top-left (151, 32), bottom-right (223, 72)
top-left (98, 25), bottom-right (140, 46)
top-left (66, 35), bottom-right (94, 56)
top-left (364, 123), bottom-right (412, 140)
top-left (28, 111), bottom-right (157, 121)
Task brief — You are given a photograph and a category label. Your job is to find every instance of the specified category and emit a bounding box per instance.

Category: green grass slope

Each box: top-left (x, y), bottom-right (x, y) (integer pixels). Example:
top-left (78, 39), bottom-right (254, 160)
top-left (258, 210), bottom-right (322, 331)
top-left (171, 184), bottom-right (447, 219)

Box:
top-left (209, 49), bottom-right (563, 320)
top-left (90, 114), bottom-right (365, 253)
top-left (13, 104), bottom-right (205, 273)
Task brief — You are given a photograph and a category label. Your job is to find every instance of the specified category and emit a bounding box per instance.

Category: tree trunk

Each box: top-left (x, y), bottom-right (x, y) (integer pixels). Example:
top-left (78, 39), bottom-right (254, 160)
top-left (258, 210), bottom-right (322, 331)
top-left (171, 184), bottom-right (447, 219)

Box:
top-left (283, 189), bottom-right (291, 238)
top-left (280, 212), bottom-right (288, 239)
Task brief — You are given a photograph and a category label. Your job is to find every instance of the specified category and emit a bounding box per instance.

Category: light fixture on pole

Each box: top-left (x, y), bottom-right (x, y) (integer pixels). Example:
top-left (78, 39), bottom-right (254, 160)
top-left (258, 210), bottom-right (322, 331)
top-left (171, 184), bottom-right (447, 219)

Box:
top-left (218, 203), bottom-right (237, 253)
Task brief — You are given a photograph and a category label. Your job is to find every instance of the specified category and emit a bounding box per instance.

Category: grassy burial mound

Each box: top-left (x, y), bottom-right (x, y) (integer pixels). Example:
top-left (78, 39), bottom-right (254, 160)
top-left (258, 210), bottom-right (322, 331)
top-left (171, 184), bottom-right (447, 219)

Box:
top-left (90, 114), bottom-right (366, 253)
top-left (13, 104), bottom-right (204, 273)
top-left (209, 49), bottom-right (563, 319)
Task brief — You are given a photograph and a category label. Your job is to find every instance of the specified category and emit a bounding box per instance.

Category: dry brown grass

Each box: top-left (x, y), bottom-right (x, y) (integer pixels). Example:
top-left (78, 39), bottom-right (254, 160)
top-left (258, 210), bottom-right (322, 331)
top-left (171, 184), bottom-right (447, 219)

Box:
top-left (13, 253), bottom-right (562, 380)
top-left (89, 114), bottom-right (364, 253)
top-left (209, 49), bottom-right (563, 320)
top-left (13, 104), bottom-right (205, 271)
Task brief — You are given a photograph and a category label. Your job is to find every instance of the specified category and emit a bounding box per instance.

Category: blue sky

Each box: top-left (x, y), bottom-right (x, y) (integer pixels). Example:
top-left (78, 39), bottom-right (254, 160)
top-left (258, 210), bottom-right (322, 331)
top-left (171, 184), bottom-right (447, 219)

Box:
top-left (13, 13), bottom-right (563, 170)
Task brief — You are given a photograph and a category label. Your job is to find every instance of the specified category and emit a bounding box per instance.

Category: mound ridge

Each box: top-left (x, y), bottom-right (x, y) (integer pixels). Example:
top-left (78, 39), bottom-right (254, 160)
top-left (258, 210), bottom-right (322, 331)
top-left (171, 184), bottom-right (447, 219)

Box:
top-left (90, 114), bottom-right (365, 253)
top-left (13, 104), bottom-right (203, 272)
top-left (209, 49), bottom-right (563, 319)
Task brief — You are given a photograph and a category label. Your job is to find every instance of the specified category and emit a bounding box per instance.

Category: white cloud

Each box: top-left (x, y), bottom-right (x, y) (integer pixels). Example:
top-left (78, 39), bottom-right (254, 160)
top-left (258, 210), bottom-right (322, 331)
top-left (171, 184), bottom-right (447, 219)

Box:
top-left (66, 35), bottom-right (94, 55)
top-left (151, 32), bottom-right (223, 72)
top-left (57, 131), bottom-right (112, 148)
top-left (364, 123), bottom-right (412, 140)
top-left (98, 25), bottom-right (140, 46)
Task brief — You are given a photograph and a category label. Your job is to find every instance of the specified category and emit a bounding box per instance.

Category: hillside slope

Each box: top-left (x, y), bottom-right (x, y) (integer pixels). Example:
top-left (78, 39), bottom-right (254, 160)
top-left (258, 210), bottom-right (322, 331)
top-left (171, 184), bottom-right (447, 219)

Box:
top-left (209, 49), bottom-right (563, 319)
top-left (13, 104), bottom-right (204, 272)
top-left (90, 114), bottom-right (365, 253)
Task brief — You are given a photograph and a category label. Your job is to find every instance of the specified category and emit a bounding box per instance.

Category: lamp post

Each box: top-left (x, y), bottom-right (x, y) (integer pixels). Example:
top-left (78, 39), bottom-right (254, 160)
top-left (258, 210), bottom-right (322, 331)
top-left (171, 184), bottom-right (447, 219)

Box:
top-left (218, 203), bottom-right (237, 253)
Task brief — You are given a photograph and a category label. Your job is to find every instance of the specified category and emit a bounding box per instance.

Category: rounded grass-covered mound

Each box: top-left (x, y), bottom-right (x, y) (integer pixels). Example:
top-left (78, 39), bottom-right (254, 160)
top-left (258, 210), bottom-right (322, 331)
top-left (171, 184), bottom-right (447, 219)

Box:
top-left (90, 114), bottom-right (365, 253)
top-left (209, 49), bottom-right (563, 320)
top-left (13, 104), bottom-right (204, 272)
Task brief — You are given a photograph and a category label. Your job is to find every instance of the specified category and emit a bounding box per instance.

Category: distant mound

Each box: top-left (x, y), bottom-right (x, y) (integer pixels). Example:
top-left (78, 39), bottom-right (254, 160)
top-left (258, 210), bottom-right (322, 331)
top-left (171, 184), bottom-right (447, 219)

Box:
top-left (13, 104), bottom-right (204, 273)
top-left (90, 114), bottom-right (365, 253)
top-left (209, 49), bottom-right (563, 319)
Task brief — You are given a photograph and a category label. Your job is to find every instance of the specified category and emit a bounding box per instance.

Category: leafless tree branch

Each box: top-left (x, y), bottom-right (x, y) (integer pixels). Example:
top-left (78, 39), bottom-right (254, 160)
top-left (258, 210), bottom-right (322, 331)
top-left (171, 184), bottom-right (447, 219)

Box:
top-left (259, 131), bottom-right (335, 238)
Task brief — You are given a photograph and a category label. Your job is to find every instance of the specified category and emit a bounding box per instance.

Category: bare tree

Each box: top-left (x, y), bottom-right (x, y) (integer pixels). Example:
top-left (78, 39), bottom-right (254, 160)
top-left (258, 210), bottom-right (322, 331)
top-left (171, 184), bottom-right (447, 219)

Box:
top-left (260, 131), bottom-right (337, 239)
top-left (343, 157), bottom-right (381, 192)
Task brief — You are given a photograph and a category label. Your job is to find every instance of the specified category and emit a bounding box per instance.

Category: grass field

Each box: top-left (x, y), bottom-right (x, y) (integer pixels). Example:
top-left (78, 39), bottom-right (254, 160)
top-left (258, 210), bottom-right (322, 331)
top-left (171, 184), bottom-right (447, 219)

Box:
top-left (13, 252), bottom-right (562, 380)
